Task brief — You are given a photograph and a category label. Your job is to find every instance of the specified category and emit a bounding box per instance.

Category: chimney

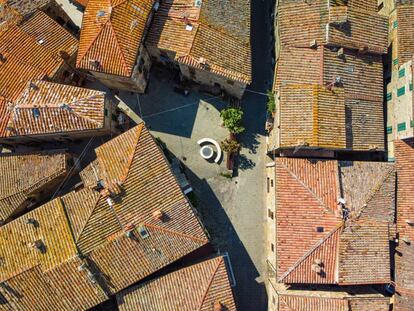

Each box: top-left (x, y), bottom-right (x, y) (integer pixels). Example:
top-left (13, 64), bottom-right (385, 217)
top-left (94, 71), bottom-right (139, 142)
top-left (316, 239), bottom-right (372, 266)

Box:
top-left (0, 53), bottom-right (6, 64)
top-left (337, 48), bottom-right (344, 59)
top-left (213, 301), bottom-right (223, 311)
top-left (406, 219), bottom-right (414, 226)
top-left (311, 263), bottom-right (322, 273)
top-left (29, 239), bottom-right (45, 253)
top-left (152, 210), bottom-right (164, 221)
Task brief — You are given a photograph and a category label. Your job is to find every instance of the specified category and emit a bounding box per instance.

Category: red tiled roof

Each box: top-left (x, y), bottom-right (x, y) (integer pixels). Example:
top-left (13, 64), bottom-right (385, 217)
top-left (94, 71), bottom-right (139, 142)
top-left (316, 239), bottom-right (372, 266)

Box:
top-left (395, 139), bottom-right (414, 241)
top-left (3, 81), bottom-right (106, 138)
top-left (116, 256), bottom-right (236, 311)
top-left (77, 0), bottom-right (154, 77)
top-left (0, 124), bottom-right (209, 310)
top-left (0, 10), bottom-right (77, 101)
top-left (0, 150), bottom-right (69, 222)
top-left (274, 46), bottom-right (384, 151)
top-left (275, 158), bottom-right (394, 285)
top-left (277, 291), bottom-right (390, 311)
top-left (146, 0), bottom-right (252, 84)
top-left (394, 139), bottom-right (414, 309)
top-left (277, 0), bottom-right (388, 54)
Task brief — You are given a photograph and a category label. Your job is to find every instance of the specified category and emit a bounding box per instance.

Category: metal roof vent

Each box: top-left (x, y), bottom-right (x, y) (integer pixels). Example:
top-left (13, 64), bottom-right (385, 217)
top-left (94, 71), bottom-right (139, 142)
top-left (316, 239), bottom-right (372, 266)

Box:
top-left (32, 108), bottom-right (40, 119)
top-left (87, 271), bottom-right (98, 284)
top-left (406, 219), bottom-right (414, 226)
top-left (77, 263), bottom-right (88, 272)
top-left (309, 39), bottom-right (317, 48)
top-left (106, 197), bottom-right (114, 207)
top-left (138, 225), bottom-right (150, 239)
top-left (37, 38), bottom-right (45, 45)
top-left (401, 236), bottom-right (411, 244)
top-left (185, 24), bottom-right (193, 31)
top-left (194, 0), bottom-right (202, 7)
top-left (89, 59), bottom-right (100, 69)
top-left (97, 10), bottom-right (105, 17)
top-left (59, 103), bottom-right (72, 112)
top-left (153, 2), bottom-right (159, 11)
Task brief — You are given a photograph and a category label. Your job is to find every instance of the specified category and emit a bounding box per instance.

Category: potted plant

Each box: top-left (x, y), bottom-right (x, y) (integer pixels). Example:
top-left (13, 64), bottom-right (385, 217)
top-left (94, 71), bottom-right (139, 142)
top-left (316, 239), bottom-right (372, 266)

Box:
top-left (220, 138), bottom-right (241, 170)
top-left (220, 107), bottom-right (245, 170)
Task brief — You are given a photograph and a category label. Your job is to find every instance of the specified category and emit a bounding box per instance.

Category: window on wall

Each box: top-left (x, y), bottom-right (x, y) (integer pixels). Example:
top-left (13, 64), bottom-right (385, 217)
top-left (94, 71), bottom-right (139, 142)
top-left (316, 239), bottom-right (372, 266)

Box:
top-left (268, 209), bottom-right (274, 219)
top-left (398, 122), bottom-right (407, 132)
top-left (397, 86), bottom-right (405, 97)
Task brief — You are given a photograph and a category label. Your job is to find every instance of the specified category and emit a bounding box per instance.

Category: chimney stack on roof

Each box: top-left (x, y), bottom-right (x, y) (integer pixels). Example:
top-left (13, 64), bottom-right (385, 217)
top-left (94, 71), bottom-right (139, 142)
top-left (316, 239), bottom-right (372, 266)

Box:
top-left (213, 301), bottom-right (224, 311)
top-left (152, 210), bottom-right (164, 221)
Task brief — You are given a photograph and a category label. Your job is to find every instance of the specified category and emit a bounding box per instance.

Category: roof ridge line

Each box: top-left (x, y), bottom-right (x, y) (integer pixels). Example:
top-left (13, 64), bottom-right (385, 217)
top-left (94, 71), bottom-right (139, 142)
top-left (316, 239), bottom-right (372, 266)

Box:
top-left (111, 0), bottom-right (128, 9)
top-left (71, 191), bottom-right (102, 242)
top-left (144, 223), bottom-right (209, 244)
top-left (278, 224), bottom-right (343, 283)
top-left (106, 21), bottom-right (131, 76)
top-left (77, 20), bottom-right (111, 67)
top-left (197, 257), bottom-right (224, 310)
top-left (357, 167), bottom-right (395, 220)
top-left (0, 263), bottom-right (42, 283)
top-left (108, 123), bottom-right (144, 186)
top-left (279, 161), bottom-right (337, 216)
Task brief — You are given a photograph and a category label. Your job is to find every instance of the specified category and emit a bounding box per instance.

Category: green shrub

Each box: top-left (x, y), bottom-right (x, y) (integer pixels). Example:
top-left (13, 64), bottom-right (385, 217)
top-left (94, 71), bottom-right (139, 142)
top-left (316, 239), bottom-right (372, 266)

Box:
top-left (267, 90), bottom-right (275, 113)
top-left (220, 108), bottom-right (245, 134)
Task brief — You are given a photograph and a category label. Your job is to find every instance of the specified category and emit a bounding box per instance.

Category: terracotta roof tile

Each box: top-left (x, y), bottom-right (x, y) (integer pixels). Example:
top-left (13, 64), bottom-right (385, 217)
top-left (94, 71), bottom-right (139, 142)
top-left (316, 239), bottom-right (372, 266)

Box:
top-left (274, 46), bottom-right (384, 151)
top-left (77, 0), bottom-right (154, 77)
top-left (279, 294), bottom-right (348, 311)
top-left (277, 289), bottom-right (390, 311)
top-left (146, 0), bottom-right (251, 83)
top-left (278, 84), bottom-right (346, 149)
top-left (338, 220), bottom-right (390, 284)
top-left (0, 124), bottom-right (209, 310)
top-left (116, 256), bottom-right (236, 311)
top-left (0, 10), bottom-right (78, 127)
top-left (0, 198), bottom-right (78, 282)
top-left (278, 0), bottom-right (387, 54)
top-left (0, 265), bottom-right (69, 310)
top-left (3, 81), bottom-right (106, 138)
top-left (199, 0), bottom-right (250, 43)
top-left (146, 14), bottom-right (198, 57)
top-left (185, 24), bottom-right (251, 83)
top-left (395, 139), bottom-right (414, 241)
top-left (394, 139), bottom-right (414, 308)
top-left (0, 151), bottom-right (69, 222)
top-left (275, 158), bottom-right (394, 285)
top-left (5, 0), bottom-right (51, 17)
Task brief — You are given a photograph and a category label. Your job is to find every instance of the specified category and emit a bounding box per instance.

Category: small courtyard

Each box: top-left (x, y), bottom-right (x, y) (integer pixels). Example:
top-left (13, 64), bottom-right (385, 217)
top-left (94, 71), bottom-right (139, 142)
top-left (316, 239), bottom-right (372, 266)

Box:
top-left (114, 65), bottom-right (270, 310)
